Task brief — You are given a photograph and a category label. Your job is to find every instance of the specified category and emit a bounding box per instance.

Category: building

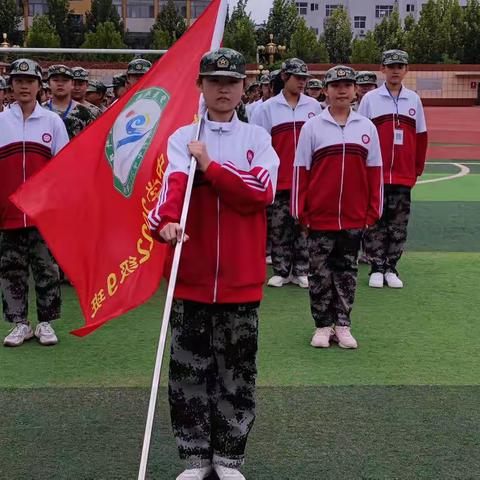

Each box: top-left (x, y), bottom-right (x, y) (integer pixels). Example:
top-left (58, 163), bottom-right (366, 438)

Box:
top-left (295, 0), bottom-right (469, 37)
top-left (17, 0), bottom-right (209, 46)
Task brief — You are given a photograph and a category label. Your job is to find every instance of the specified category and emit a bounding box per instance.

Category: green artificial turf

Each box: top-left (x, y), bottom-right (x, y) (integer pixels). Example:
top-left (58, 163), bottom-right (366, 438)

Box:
top-left (414, 175), bottom-right (480, 202)
top-left (1, 387), bottom-right (480, 480)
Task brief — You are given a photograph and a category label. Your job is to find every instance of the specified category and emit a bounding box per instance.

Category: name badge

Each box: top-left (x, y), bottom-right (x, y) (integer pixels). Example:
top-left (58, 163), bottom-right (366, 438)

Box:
top-left (394, 129), bottom-right (404, 145)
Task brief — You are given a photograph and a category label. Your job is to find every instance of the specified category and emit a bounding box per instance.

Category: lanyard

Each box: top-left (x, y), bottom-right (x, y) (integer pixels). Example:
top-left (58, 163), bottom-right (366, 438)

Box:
top-left (48, 99), bottom-right (73, 120)
top-left (385, 85), bottom-right (402, 127)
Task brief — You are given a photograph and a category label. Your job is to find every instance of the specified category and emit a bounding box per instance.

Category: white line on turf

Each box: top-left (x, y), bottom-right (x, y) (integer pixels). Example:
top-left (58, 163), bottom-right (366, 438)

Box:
top-left (418, 162), bottom-right (471, 185)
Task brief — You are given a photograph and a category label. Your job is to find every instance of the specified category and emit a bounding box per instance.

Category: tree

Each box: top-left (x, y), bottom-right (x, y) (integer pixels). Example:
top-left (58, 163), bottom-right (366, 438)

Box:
top-left (223, 0), bottom-right (257, 63)
top-left (85, 0), bottom-right (122, 33)
top-left (289, 17), bottom-right (329, 63)
top-left (323, 7), bottom-right (353, 63)
top-left (462, 0), bottom-right (480, 63)
top-left (46, 0), bottom-right (84, 47)
top-left (82, 21), bottom-right (126, 59)
top-left (265, 0), bottom-right (299, 50)
top-left (0, 0), bottom-right (22, 45)
top-left (26, 15), bottom-right (60, 48)
top-left (373, 8), bottom-right (405, 52)
top-left (150, 0), bottom-right (186, 49)
top-left (350, 31), bottom-right (381, 64)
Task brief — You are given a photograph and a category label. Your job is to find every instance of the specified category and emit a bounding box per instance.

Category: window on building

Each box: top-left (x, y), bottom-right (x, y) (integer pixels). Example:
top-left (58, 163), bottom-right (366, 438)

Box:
top-left (376, 5), bottom-right (394, 18)
top-left (311, 3), bottom-right (319, 11)
top-left (326, 4), bottom-right (341, 16)
top-left (296, 2), bottom-right (308, 15)
top-left (28, 0), bottom-right (48, 16)
top-left (127, 2), bottom-right (154, 18)
top-left (354, 16), bottom-right (366, 29)
top-left (406, 4), bottom-right (415, 12)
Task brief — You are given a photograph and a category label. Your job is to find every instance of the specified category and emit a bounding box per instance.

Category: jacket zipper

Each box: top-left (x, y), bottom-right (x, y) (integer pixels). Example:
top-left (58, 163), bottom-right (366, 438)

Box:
top-left (338, 126), bottom-right (346, 230)
top-left (22, 118), bottom-right (27, 227)
top-left (213, 127), bottom-right (222, 303)
top-left (390, 115), bottom-right (395, 184)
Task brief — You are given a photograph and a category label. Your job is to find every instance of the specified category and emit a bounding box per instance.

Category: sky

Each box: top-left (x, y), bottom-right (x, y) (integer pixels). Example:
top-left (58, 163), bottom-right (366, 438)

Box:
top-left (227, 0), bottom-right (272, 23)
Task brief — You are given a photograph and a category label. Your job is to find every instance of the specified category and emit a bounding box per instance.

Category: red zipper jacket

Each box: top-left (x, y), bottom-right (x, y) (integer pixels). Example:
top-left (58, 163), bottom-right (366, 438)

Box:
top-left (0, 102), bottom-right (69, 229)
top-left (148, 113), bottom-right (279, 304)
top-left (292, 108), bottom-right (383, 231)
top-left (358, 83), bottom-right (428, 187)
top-left (251, 91), bottom-right (322, 190)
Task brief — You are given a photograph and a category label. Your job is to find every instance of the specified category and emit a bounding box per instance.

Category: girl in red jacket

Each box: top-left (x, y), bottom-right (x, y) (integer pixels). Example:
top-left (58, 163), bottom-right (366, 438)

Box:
top-left (148, 48), bottom-right (279, 480)
top-left (292, 66), bottom-right (383, 350)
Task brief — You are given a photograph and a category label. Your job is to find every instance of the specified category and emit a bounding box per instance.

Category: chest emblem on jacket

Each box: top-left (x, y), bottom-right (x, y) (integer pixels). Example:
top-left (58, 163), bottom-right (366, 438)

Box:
top-left (247, 149), bottom-right (255, 165)
top-left (42, 133), bottom-right (52, 143)
top-left (409, 108), bottom-right (416, 116)
top-left (362, 134), bottom-right (371, 145)
top-left (308, 112), bottom-right (316, 119)
top-left (105, 87), bottom-right (170, 198)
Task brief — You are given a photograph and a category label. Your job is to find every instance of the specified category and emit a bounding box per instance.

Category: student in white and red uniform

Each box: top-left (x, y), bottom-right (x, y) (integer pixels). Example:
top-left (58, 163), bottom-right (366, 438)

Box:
top-left (148, 48), bottom-right (279, 480)
top-left (293, 66), bottom-right (383, 350)
top-left (0, 59), bottom-right (69, 348)
top-left (358, 49), bottom-right (428, 289)
top-left (252, 58), bottom-right (322, 289)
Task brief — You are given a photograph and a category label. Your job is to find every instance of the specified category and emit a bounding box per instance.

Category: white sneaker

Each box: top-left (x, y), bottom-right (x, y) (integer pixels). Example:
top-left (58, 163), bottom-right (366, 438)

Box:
top-left (291, 275), bottom-right (309, 288)
top-left (267, 275), bottom-right (291, 287)
top-left (214, 465), bottom-right (246, 480)
top-left (266, 255), bottom-right (272, 265)
top-left (310, 327), bottom-right (333, 348)
top-left (4, 323), bottom-right (34, 347)
top-left (368, 272), bottom-right (384, 288)
top-left (333, 326), bottom-right (358, 349)
top-left (176, 466), bottom-right (212, 480)
top-left (385, 272), bottom-right (404, 289)
top-left (34, 322), bottom-right (58, 346)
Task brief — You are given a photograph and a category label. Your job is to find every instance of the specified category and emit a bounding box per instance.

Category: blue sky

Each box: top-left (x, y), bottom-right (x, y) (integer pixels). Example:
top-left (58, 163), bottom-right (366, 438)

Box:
top-left (227, 0), bottom-right (272, 23)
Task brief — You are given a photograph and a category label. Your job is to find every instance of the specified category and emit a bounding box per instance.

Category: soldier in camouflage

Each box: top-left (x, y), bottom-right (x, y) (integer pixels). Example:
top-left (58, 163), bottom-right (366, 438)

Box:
top-left (305, 78), bottom-right (323, 101)
top-left (148, 47), bottom-right (279, 480)
top-left (71, 67), bottom-right (102, 119)
top-left (43, 64), bottom-right (96, 139)
top-left (112, 74), bottom-right (127, 100)
top-left (0, 59), bottom-right (69, 347)
top-left (352, 71), bottom-right (377, 111)
top-left (85, 80), bottom-right (107, 113)
top-left (126, 58), bottom-right (151, 90)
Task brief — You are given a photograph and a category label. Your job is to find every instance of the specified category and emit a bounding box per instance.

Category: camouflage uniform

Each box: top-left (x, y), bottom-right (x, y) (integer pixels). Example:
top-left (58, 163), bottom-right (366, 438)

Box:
top-left (0, 228), bottom-right (61, 324)
top-left (169, 299), bottom-right (258, 468)
top-left (364, 185), bottom-right (411, 275)
top-left (308, 229), bottom-right (363, 328)
top-left (271, 190), bottom-right (309, 278)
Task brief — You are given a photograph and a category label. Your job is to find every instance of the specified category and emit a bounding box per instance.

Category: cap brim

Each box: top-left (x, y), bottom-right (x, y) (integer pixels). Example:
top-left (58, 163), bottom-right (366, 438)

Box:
top-left (325, 78), bottom-right (356, 85)
top-left (200, 71), bottom-right (246, 79)
top-left (382, 60), bottom-right (408, 65)
top-left (356, 81), bottom-right (377, 85)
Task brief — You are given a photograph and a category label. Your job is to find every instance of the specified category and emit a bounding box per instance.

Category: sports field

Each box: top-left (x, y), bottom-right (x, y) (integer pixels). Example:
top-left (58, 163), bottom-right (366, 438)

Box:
top-left (1, 107), bottom-right (480, 479)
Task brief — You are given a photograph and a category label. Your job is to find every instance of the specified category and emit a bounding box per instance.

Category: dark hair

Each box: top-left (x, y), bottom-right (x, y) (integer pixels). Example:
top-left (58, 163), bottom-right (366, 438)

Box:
top-left (271, 75), bottom-right (285, 96)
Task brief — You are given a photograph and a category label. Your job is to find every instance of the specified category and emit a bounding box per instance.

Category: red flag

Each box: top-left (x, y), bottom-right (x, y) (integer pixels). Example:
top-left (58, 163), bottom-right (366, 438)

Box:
top-left (11, 0), bottom-right (228, 336)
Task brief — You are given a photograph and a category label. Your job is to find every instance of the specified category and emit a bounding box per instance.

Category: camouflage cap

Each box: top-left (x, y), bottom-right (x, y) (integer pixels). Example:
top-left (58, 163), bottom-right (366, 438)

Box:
top-left (382, 49), bottom-right (409, 65)
top-left (307, 78), bottom-right (323, 89)
top-left (112, 73), bottom-right (127, 88)
top-left (127, 58), bottom-right (152, 75)
top-left (9, 59), bottom-right (43, 81)
top-left (72, 66), bottom-right (89, 81)
top-left (86, 80), bottom-right (107, 94)
top-left (0, 76), bottom-right (6, 90)
top-left (260, 74), bottom-right (270, 85)
top-left (47, 64), bottom-right (74, 80)
top-left (246, 82), bottom-right (260, 93)
top-left (324, 65), bottom-right (356, 85)
top-left (199, 47), bottom-right (246, 79)
top-left (269, 69), bottom-right (281, 82)
top-left (355, 71), bottom-right (377, 85)
top-left (282, 58), bottom-right (310, 77)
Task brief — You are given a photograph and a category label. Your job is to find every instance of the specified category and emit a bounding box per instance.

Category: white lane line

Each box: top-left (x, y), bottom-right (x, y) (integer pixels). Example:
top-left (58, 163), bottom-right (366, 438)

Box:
top-left (418, 162), bottom-right (470, 185)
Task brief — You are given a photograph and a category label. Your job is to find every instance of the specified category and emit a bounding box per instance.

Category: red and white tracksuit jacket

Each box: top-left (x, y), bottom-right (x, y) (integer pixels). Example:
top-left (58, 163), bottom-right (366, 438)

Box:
top-left (292, 108), bottom-right (383, 231)
top-left (251, 91), bottom-right (322, 191)
top-left (358, 83), bottom-right (428, 187)
top-left (0, 102), bottom-right (69, 230)
top-left (148, 112), bottom-right (279, 304)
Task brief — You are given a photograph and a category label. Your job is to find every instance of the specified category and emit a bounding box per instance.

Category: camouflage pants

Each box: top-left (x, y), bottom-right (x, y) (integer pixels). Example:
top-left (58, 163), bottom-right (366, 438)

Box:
top-left (266, 205), bottom-right (273, 257)
top-left (271, 190), bottom-right (308, 277)
top-left (169, 299), bottom-right (259, 469)
top-left (364, 185), bottom-right (411, 275)
top-left (308, 229), bottom-right (363, 328)
top-left (0, 228), bottom-right (61, 324)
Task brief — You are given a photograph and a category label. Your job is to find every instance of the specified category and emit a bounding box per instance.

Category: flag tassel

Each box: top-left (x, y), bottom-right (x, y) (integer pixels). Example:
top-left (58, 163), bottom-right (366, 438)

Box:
top-left (137, 118), bottom-right (203, 480)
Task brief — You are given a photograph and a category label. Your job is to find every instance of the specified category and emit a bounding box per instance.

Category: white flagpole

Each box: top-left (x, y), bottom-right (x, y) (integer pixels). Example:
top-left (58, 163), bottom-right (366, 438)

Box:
top-left (137, 2), bottom-right (228, 477)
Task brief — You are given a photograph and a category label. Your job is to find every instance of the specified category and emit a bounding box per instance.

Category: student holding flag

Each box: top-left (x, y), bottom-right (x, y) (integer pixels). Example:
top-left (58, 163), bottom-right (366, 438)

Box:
top-left (148, 48), bottom-right (279, 480)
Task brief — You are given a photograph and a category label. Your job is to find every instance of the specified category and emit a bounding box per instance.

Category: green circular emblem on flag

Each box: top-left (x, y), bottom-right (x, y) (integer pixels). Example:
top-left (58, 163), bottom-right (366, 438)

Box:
top-left (105, 87), bottom-right (170, 198)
